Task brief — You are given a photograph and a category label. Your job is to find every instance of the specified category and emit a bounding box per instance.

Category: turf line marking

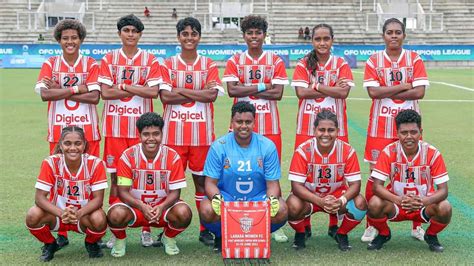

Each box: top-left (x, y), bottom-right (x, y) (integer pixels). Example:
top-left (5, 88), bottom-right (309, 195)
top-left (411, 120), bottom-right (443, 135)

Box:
top-left (430, 81), bottom-right (474, 92)
top-left (282, 96), bottom-right (474, 103)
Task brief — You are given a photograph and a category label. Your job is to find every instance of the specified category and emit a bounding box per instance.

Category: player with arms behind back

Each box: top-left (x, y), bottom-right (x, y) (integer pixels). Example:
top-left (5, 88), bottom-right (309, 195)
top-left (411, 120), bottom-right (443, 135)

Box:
top-left (99, 14), bottom-right (169, 248)
top-left (160, 17), bottom-right (224, 246)
top-left (291, 23), bottom-right (355, 239)
top-left (366, 110), bottom-right (451, 252)
top-left (25, 126), bottom-right (108, 262)
top-left (34, 19), bottom-right (101, 249)
top-left (361, 18), bottom-right (429, 242)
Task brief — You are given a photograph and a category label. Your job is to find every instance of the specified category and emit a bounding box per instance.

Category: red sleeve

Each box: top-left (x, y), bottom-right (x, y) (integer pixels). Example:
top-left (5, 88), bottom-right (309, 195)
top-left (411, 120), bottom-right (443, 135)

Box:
top-left (35, 58), bottom-right (54, 93)
top-left (35, 158), bottom-right (55, 191)
top-left (363, 56), bottom-right (379, 87)
top-left (159, 62), bottom-right (172, 91)
top-left (98, 53), bottom-right (113, 86)
top-left (86, 58), bottom-right (100, 91)
top-left (222, 55), bottom-right (239, 81)
top-left (272, 55), bottom-right (288, 84)
top-left (344, 147), bottom-right (361, 182)
top-left (146, 55), bottom-right (164, 86)
top-left (288, 148), bottom-right (309, 183)
top-left (117, 153), bottom-right (133, 180)
top-left (339, 59), bottom-right (354, 81)
top-left (90, 159), bottom-right (108, 191)
top-left (207, 58), bottom-right (222, 86)
top-left (431, 152), bottom-right (448, 183)
top-left (168, 152), bottom-right (186, 190)
top-left (291, 59), bottom-right (310, 87)
top-left (412, 53), bottom-right (428, 86)
top-left (371, 147), bottom-right (391, 182)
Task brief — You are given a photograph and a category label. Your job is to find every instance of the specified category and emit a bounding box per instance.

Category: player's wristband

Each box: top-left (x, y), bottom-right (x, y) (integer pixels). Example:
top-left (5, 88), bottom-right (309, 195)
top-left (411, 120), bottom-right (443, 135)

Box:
top-left (339, 195), bottom-right (347, 206)
top-left (70, 86), bottom-right (79, 94)
top-left (257, 83), bottom-right (266, 92)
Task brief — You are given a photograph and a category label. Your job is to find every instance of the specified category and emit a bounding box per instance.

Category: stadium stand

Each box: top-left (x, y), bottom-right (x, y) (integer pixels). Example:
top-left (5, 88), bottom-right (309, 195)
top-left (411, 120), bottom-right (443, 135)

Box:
top-left (0, 0), bottom-right (473, 45)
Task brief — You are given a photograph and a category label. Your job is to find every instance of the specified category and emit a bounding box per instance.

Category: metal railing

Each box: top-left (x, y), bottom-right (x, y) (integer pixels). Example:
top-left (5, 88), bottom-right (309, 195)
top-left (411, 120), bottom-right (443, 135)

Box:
top-left (16, 11), bottom-right (96, 31)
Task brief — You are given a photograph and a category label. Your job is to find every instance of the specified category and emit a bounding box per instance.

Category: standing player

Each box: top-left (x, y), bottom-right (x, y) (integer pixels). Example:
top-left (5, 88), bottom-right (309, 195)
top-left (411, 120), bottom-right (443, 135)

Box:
top-left (361, 18), bottom-right (429, 242)
top-left (223, 15), bottom-right (289, 242)
top-left (99, 14), bottom-right (168, 248)
top-left (26, 126), bottom-right (108, 261)
top-left (106, 112), bottom-right (192, 257)
top-left (199, 102), bottom-right (288, 252)
top-left (367, 110), bottom-right (451, 252)
top-left (35, 19), bottom-right (101, 248)
top-left (286, 110), bottom-right (366, 251)
top-left (160, 17), bottom-right (224, 246)
top-left (291, 23), bottom-right (354, 239)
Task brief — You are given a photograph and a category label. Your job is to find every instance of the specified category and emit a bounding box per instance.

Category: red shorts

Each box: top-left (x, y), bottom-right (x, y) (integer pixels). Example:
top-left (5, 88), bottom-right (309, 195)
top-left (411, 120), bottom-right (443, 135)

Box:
top-left (294, 134), bottom-right (349, 150)
top-left (166, 145), bottom-right (210, 175)
top-left (103, 137), bottom-right (140, 172)
top-left (50, 140), bottom-right (100, 157)
top-left (109, 200), bottom-right (188, 228)
top-left (364, 136), bottom-right (398, 164)
top-left (264, 134), bottom-right (281, 161)
top-left (389, 204), bottom-right (427, 223)
top-left (307, 189), bottom-right (346, 216)
top-left (51, 216), bottom-right (84, 233)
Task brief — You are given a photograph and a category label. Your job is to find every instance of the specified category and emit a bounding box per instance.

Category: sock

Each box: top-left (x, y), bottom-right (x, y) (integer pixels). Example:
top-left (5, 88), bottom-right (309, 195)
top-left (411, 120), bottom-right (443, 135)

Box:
top-left (110, 227), bottom-right (127, 240)
top-left (426, 219), bottom-right (448, 236)
top-left (329, 214), bottom-right (338, 227)
top-left (142, 226), bottom-right (151, 233)
top-left (367, 216), bottom-right (390, 236)
top-left (57, 230), bottom-right (68, 238)
top-left (28, 224), bottom-right (55, 244)
top-left (164, 222), bottom-right (186, 238)
top-left (289, 219), bottom-right (306, 233)
top-left (85, 228), bottom-right (106, 244)
top-left (337, 214), bottom-right (361, 235)
top-left (195, 192), bottom-right (205, 232)
top-left (365, 179), bottom-right (374, 228)
top-left (412, 221), bottom-right (422, 230)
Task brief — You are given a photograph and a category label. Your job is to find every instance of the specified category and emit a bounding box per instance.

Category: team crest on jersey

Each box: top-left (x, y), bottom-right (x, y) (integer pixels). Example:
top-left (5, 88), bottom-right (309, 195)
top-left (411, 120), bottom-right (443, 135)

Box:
top-left (307, 165), bottom-right (313, 177)
top-left (394, 165), bottom-right (399, 174)
top-left (141, 67), bottom-right (148, 78)
top-left (201, 72), bottom-right (208, 81)
top-left (106, 155), bottom-right (115, 167)
top-left (219, 139), bottom-right (226, 144)
top-left (371, 150), bottom-right (380, 161)
top-left (56, 178), bottom-right (63, 189)
top-left (85, 184), bottom-right (91, 195)
top-left (376, 69), bottom-right (383, 78)
top-left (330, 73), bottom-right (337, 83)
top-left (337, 165), bottom-right (344, 177)
top-left (407, 68), bottom-right (413, 80)
top-left (391, 62), bottom-right (399, 69)
top-left (238, 68), bottom-right (242, 76)
top-left (224, 158), bottom-right (231, 169)
top-left (257, 157), bottom-right (263, 168)
top-left (421, 169), bottom-right (428, 179)
top-left (265, 68), bottom-right (272, 79)
top-left (171, 72), bottom-right (176, 80)
top-left (240, 215), bottom-right (253, 233)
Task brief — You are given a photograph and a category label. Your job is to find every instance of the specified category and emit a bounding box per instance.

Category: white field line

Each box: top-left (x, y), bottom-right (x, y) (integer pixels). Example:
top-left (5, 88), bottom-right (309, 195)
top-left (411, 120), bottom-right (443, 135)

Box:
top-left (351, 70), bottom-right (473, 92)
top-left (282, 96), bottom-right (474, 103)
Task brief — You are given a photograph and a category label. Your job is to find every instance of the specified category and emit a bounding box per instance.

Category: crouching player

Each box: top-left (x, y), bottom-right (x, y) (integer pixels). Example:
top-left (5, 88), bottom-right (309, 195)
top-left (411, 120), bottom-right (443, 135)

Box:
top-left (199, 101), bottom-right (288, 252)
top-left (286, 110), bottom-right (367, 251)
top-left (26, 126), bottom-right (108, 262)
top-left (106, 112), bottom-right (192, 257)
top-left (367, 110), bottom-right (451, 252)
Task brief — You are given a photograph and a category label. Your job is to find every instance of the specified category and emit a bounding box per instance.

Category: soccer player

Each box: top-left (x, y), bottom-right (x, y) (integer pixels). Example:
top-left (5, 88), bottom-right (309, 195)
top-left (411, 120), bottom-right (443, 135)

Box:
top-left (291, 23), bottom-right (354, 239)
top-left (199, 101), bottom-right (288, 252)
top-left (99, 14), bottom-right (167, 248)
top-left (160, 17), bottom-right (224, 246)
top-left (286, 110), bottom-right (366, 251)
top-left (106, 112), bottom-right (192, 257)
top-left (361, 18), bottom-right (429, 242)
top-left (34, 19), bottom-right (101, 249)
top-left (223, 15), bottom-right (289, 242)
top-left (366, 110), bottom-right (451, 252)
top-left (25, 126), bottom-right (108, 262)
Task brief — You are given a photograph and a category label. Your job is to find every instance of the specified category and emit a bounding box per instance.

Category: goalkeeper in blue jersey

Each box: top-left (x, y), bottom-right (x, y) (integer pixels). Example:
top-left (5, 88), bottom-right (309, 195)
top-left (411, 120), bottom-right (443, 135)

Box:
top-left (199, 101), bottom-right (288, 252)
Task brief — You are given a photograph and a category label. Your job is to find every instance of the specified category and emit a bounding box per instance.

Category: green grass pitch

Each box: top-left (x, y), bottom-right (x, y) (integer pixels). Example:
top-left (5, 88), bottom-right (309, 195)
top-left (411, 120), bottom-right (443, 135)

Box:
top-left (0, 67), bottom-right (473, 264)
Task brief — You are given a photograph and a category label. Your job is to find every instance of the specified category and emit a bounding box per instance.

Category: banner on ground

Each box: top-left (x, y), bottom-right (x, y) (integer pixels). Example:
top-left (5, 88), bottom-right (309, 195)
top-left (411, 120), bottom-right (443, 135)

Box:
top-left (0, 43), bottom-right (472, 68)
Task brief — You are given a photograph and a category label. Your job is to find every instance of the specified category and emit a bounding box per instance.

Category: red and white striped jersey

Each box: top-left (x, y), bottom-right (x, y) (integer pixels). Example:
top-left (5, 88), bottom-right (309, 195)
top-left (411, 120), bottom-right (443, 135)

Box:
top-left (35, 153), bottom-right (108, 210)
top-left (35, 55), bottom-right (101, 142)
top-left (98, 48), bottom-right (168, 138)
top-left (117, 144), bottom-right (187, 205)
top-left (161, 55), bottom-right (224, 146)
top-left (291, 55), bottom-right (354, 137)
top-left (363, 49), bottom-right (429, 139)
top-left (371, 141), bottom-right (448, 197)
top-left (288, 138), bottom-right (361, 197)
top-left (223, 51), bottom-right (289, 135)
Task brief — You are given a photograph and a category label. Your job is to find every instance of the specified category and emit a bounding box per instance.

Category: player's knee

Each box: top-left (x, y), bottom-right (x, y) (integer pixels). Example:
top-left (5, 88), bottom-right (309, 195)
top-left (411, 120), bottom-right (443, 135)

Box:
top-left (88, 210), bottom-right (107, 231)
top-left (437, 200), bottom-right (452, 220)
top-left (107, 206), bottom-right (128, 226)
top-left (25, 206), bottom-right (43, 227)
top-left (367, 195), bottom-right (383, 216)
top-left (354, 194), bottom-right (368, 211)
top-left (171, 204), bottom-right (193, 228)
top-left (286, 195), bottom-right (303, 220)
top-left (199, 200), bottom-right (215, 222)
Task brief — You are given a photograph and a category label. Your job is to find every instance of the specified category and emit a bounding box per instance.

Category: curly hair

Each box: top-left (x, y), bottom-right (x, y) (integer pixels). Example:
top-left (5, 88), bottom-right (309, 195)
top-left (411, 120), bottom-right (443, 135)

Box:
top-left (117, 14), bottom-right (144, 32)
top-left (313, 109), bottom-right (338, 128)
top-left (136, 112), bottom-right (164, 133)
top-left (240, 15), bottom-right (268, 33)
top-left (395, 109), bottom-right (421, 129)
top-left (53, 19), bottom-right (87, 42)
top-left (53, 126), bottom-right (88, 154)
top-left (231, 101), bottom-right (256, 118)
top-left (305, 24), bottom-right (334, 75)
top-left (176, 17), bottom-right (201, 36)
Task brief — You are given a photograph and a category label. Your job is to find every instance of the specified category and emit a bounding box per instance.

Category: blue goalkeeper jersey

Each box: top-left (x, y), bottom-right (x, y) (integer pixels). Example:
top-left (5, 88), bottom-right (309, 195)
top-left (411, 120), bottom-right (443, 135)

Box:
top-left (203, 132), bottom-right (281, 201)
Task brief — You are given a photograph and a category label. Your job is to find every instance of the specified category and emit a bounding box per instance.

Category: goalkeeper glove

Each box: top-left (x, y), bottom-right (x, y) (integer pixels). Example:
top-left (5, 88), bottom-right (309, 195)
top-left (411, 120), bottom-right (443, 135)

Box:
top-left (212, 194), bottom-right (223, 215)
top-left (269, 196), bottom-right (280, 217)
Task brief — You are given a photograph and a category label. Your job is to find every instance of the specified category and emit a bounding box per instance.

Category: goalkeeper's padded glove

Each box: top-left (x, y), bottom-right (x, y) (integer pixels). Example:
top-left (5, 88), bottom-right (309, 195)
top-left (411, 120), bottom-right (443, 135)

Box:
top-left (211, 194), bottom-right (223, 215)
top-left (269, 196), bottom-right (279, 217)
